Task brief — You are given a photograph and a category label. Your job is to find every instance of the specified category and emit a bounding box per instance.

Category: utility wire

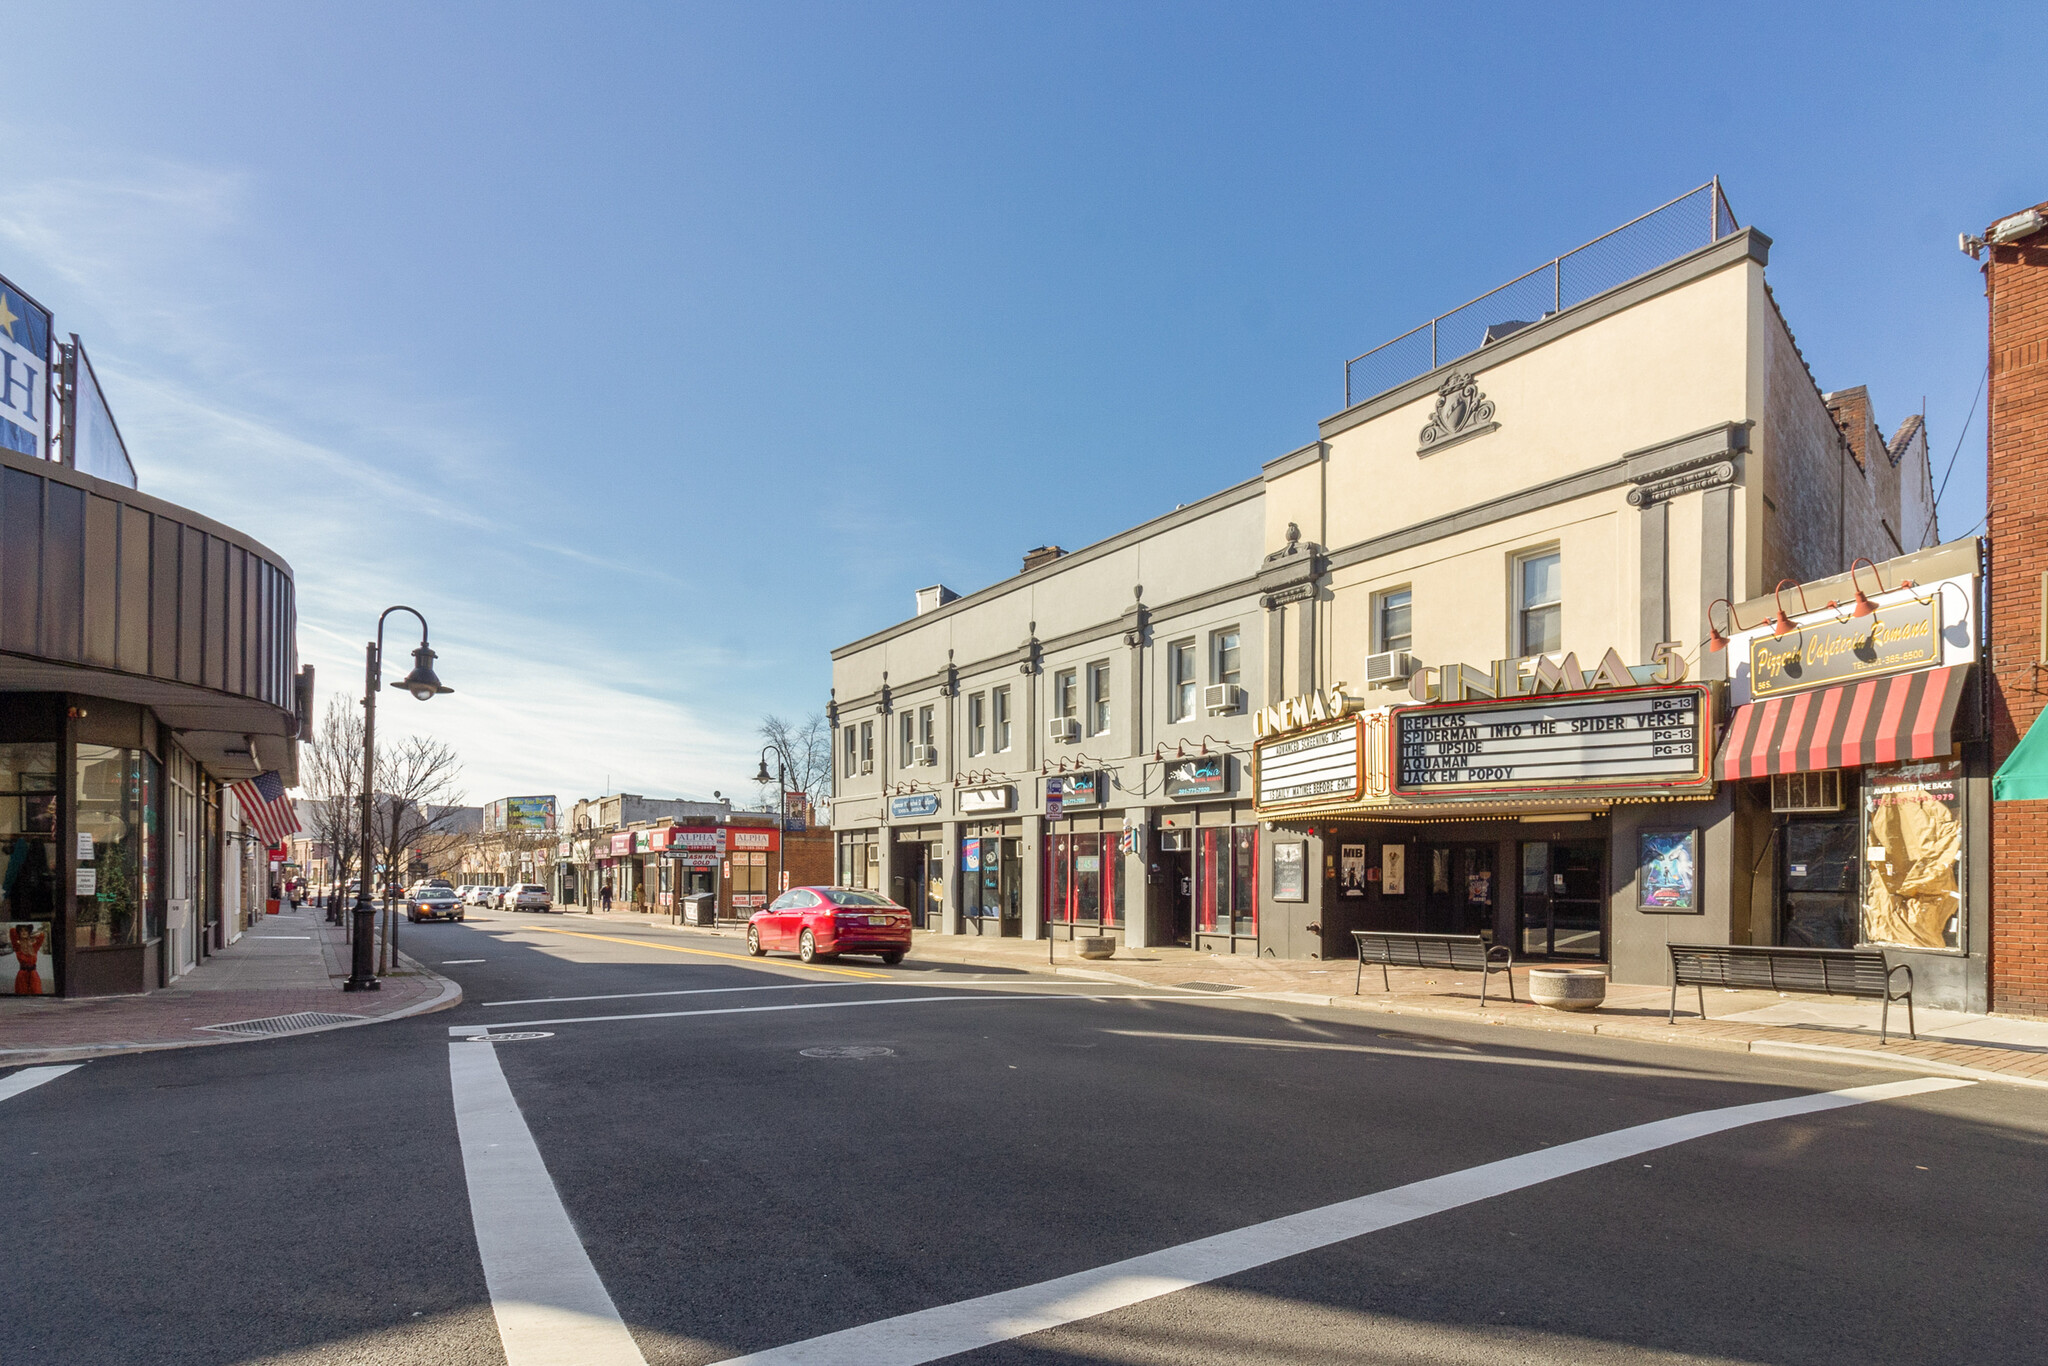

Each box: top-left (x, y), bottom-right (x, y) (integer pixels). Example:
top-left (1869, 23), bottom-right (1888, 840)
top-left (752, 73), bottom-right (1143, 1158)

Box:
top-left (1924, 363), bottom-right (1988, 545)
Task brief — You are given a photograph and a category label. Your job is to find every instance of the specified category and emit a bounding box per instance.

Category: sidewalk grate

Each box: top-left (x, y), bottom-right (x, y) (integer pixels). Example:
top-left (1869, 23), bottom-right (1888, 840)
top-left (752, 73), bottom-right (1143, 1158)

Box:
top-left (1173, 981), bottom-right (1245, 993)
top-left (199, 1011), bottom-right (366, 1037)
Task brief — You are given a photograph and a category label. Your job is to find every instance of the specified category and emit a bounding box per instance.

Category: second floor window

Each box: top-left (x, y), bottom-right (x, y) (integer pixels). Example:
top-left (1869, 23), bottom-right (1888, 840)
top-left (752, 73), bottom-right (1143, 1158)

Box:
top-left (1212, 628), bottom-right (1241, 687)
top-left (1169, 640), bottom-right (1197, 722)
top-left (968, 693), bottom-right (987, 756)
top-left (842, 725), bottom-right (857, 778)
top-left (993, 686), bottom-right (1012, 752)
top-left (1516, 550), bottom-right (1562, 656)
top-left (860, 721), bottom-right (873, 769)
top-left (1088, 661), bottom-right (1111, 735)
top-left (900, 711), bottom-right (914, 766)
top-left (1377, 588), bottom-right (1413, 654)
top-left (1053, 669), bottom-right (1077, 720)
top-left (919, 705), bottom-right (935, 755)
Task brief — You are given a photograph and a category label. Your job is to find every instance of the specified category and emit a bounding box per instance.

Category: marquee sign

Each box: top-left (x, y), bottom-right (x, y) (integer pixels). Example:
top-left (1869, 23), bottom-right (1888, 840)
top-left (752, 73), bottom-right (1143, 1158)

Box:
top-left (1255, 720), bottom-right (1362, 808)
top-left (1394, 683), bottom-right (1711, 797)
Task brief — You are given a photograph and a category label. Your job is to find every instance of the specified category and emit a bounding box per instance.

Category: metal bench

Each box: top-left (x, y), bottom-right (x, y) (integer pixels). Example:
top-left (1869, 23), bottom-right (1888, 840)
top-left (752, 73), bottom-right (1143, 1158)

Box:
top-left (1667, 943), bottom-right (1914, 1042)
top-left (1353, 931), bottom-right (1516, 1008)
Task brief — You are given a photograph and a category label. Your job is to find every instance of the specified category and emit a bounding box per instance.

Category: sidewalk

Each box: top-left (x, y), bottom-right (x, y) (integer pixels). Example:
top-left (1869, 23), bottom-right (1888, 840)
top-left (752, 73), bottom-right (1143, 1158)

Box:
top-left (0, 905), bottom-right (462, 1066)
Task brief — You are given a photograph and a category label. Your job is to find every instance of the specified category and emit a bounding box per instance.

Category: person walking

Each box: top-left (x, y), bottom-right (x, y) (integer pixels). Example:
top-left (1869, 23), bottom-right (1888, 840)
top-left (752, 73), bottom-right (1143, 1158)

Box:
top-left (600, 882), bottom-right (613, 914)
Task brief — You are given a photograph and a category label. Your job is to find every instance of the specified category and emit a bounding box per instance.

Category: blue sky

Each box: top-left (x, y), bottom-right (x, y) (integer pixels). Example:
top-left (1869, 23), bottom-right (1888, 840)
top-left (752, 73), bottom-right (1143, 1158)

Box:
top-left (2, 2), bottom-right (2036, 806)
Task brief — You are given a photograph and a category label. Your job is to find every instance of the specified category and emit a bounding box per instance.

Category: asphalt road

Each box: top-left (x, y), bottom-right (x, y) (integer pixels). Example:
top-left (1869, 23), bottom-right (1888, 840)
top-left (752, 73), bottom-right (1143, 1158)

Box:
top-left (4, 909), bottom-right (2045, 1365)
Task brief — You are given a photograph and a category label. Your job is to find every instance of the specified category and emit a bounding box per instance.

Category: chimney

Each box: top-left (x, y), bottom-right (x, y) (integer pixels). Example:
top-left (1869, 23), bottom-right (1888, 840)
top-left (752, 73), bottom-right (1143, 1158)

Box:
top-left (914, 584), bottom-right (959, 616)
top-left (1022, 545), bottom-right (1066, 573)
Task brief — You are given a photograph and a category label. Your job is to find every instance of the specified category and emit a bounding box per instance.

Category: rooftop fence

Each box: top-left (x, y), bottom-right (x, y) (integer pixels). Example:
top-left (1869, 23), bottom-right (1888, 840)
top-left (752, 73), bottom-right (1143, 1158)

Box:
top-left (1343, 180), bottom-right (1741, 410)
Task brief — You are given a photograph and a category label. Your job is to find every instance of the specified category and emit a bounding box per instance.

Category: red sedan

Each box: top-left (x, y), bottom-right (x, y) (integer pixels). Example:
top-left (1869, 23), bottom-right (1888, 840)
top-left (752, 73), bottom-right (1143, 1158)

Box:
top-left (747, 886), bottom-right (912, 965)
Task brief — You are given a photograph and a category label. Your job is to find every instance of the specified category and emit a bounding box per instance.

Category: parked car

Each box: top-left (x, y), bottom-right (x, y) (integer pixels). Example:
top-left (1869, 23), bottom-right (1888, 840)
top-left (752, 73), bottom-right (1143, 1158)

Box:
top-left (405, 884), bottom-right (465, 923)
top-left (746, 887), bottom-right (911, 965)
top-left (506, 884), bottom-right (552, 912)
top-left (462, 885), bottom-right (494, 906)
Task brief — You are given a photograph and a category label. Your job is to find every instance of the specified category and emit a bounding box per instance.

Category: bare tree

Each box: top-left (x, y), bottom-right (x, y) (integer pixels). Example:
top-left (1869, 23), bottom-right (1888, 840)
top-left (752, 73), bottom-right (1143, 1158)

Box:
top-left (373, 734), bottom-right (465, 972)
top-left (299, 697), bottom-right (365, 925)
top-left (759, 712), bottom-right (832, 818)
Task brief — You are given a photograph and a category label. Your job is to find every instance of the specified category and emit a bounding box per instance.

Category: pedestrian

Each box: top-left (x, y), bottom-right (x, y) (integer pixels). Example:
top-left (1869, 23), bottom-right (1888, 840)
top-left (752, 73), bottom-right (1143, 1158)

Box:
top-left (600, 882), bottom-right (613, 914)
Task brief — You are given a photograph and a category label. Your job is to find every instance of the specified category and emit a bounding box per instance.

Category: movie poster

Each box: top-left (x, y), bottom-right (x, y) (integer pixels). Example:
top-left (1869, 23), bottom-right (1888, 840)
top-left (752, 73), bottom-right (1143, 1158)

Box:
top-left (1381, 844), bottom-right (1406, 897)
top-left (1339, 844), bottom-right (1367, 897)
top-left (1637, 830), bottom-right (1698, 912)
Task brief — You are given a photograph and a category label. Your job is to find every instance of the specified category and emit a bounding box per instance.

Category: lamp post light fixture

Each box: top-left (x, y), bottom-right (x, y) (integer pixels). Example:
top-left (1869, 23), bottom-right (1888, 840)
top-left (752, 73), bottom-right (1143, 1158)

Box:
top-left (344, 606), bottom-right (452, 993)
top-left (754, 744), bottom-right (791, 899)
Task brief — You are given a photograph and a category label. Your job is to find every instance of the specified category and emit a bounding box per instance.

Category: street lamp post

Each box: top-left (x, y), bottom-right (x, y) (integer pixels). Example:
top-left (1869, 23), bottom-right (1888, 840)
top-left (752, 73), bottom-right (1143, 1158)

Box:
top-left (754, 745), bottom-right (790, 899)
top-left (344, 606), bottom-right (453, 993)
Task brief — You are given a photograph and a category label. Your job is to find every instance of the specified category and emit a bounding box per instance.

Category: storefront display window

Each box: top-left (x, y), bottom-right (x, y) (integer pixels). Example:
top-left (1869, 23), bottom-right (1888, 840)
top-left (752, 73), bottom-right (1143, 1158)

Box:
top-left (1861, 759), bottom-right (1962, 951)
top-left (962, 837), bottom-right (1021, 923)
top-left (2, 742), bottom-right (59, 994)
top-left (1196, 826), bottom-right (1257, 936)
top-left (1048, 832), bottom-right (1122, 927)
top-left (75, 744), bottom-right (158, 950)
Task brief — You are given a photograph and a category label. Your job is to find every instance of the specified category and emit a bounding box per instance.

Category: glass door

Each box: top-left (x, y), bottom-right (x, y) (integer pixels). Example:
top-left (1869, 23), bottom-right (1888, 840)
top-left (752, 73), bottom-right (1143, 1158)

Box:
top-left (1518, 840), bottom-right (1605, 959)
top-left (1422, 844), bottom-right (1495, 937)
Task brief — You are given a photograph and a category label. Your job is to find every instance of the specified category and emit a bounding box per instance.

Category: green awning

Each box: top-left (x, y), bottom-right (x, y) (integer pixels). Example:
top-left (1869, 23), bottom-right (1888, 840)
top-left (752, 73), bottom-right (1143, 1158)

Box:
top-left (1995, 712), bottom-right (2048, 800)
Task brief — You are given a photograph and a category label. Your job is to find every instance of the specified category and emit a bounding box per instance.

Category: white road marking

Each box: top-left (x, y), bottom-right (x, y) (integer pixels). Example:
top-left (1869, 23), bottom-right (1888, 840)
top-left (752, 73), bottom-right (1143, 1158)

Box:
top-left (252, 935), bottom-right (314, 939)
top-left (1102, 1029), bottom-right (1688, 1078)
top-left (710, 1076), bottom-right (1974, 1365)
top-left (0, 1064), bottom-right (84, 1103)
top-left (449, 992), bottom-right (1218, 1035)
top-left (443, 959), bottom-right (489, 965)
top-left (485, 979), bottom-right (1119, 1008)
top-left (448, 1042), bottom-right (647, 1366)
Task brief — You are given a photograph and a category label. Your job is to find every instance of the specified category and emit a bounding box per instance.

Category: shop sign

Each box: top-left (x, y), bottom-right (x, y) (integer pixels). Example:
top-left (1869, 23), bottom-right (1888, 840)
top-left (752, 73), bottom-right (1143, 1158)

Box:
top-left (1407, 644), bottom-right (1689, 704)
top-left (1749, 600), bottom-right (1940, 699)
top-left (1061, 772), bottom-right (1102, 808)
top-left (673, 851), bottom-right (720, 867)
top-left (733, 893), bottom-right (766, 909)
top-left (670, 829), bottom-right (722, 850)
top-left (633, 830), bottom-right (653, 853)
top-left (556, 841), bottom-right (572, 859)
top-left (890, 793), bottom-right (940, 819)
top-left (730, 829), bottom-right (778, 851)
top-left (1164, 753), bottom-right (1229, 798)
top-left (609, 832), bottom-right (634, 856)
top-left (1254, 685), bottom-right (1364, 739)
top-left (1394, 683), bottom-right (1710, 796)
top-left (572, 840), bottom-right (591, 862)
top-left (957, 784), bottom-right (1015, 815)
top-left (1255, 720), bottom-right (1361, 808)
top-left (0, 273), bottom-right (53, 460)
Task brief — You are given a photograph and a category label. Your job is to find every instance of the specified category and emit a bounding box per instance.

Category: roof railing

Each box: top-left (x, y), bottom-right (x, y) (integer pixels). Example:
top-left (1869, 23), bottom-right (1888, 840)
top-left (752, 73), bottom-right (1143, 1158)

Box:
top-left (1343, 178), bottom-right (1740, 410)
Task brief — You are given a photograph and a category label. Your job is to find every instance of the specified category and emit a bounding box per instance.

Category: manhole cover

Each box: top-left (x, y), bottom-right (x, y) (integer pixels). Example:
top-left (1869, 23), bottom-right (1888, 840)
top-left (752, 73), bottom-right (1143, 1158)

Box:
top-left (465, 1032), bottom-right (555, 1042)
top-left (800, 1045), bottom-right (895, 1059)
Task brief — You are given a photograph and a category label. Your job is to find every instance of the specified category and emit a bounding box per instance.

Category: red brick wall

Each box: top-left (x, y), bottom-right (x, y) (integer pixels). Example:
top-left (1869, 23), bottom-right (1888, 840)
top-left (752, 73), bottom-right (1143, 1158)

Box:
top-left (1987, 204), bottom-right (2048, 1017)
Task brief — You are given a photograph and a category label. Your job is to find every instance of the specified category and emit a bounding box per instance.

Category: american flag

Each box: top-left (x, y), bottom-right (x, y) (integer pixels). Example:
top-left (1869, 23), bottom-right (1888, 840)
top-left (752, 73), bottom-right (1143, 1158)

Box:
top-left (230, 770), bottom-right (302, 848)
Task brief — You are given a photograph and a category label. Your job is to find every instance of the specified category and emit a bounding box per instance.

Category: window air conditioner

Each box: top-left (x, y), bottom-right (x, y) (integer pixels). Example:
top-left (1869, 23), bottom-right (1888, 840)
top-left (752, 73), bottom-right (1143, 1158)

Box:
top-left (1048, 717), bottom-right (1081, 743)
top-left (913, 744), bottom-right (937, 766)
top-left (1203, 684), bottom-right (1245, 715)
top-left (859, 760), bottom-right (874, 775)
top-left (1365, 651), bottom-right (1418, 688)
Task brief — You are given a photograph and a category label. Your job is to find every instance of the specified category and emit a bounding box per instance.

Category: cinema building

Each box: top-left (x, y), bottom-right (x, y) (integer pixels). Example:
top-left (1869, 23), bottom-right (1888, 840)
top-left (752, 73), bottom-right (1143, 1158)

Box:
top-left (830, 184), bottom-right (1984, 1005)
top-left (2, 272), bottom-right (310, 997)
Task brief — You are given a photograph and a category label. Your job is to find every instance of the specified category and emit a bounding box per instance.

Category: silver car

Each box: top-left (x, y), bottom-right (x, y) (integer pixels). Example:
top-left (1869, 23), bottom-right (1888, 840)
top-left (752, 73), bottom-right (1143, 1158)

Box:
top-left (507, 883), bottom-right (552, 912)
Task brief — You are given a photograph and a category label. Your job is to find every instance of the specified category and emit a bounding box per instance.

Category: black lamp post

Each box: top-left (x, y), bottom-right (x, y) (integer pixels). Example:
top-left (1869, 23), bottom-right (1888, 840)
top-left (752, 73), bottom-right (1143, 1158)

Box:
top-left (344, 607), bottom-right (452, 993)
top-left (754, 744), bottom-right (790, 899)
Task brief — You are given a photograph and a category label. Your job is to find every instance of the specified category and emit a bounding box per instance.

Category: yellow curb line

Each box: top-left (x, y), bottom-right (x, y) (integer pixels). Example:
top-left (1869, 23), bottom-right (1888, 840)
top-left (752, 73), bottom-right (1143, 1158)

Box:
top-left (507, 923), bottom-right (890, 980)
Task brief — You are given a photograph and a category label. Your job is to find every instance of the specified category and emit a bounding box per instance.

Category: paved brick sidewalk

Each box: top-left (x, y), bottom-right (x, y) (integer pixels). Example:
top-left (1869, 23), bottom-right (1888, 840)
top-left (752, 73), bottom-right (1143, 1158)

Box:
top-left (0, 906), bottom-right (461, 1066)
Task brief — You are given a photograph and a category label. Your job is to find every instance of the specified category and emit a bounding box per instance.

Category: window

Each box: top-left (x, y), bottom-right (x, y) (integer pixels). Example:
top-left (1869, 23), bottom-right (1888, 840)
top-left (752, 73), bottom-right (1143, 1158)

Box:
top-left (968, 693), bottom-right (987, 756)
top-left (900, 710), bottom-right (915, 766)
top-left (859, 721), bottom-right (873, 769)
top-left (1053, 669), bottom-right (1077, 720)
top-left (1193, 826), bottom-right (1258, 938)
top-left (1087, 661), bottom-right (1111, 735)
top-left (842, 725), bottom-right (857, 778)
top-left (1048, 831), bottom-right (1124, 927)
top-left (1169, 640), bottom-right (1197, 722)
top-left (1212, 628), bottom-right (1241, 686)
top-left (1515, 550), bottom-right (1562, 656)
top-left (993, 686), bottom-right (1012, 752)
top-left (919, 705), bottom-right (935, 761)
top-left (1375, 588), bottom-right (1413, 654)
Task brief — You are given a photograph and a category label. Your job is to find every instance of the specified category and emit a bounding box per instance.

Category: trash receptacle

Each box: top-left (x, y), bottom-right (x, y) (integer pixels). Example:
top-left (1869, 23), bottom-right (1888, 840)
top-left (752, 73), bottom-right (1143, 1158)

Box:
top-left (684, 893), bottom-right (716, 927)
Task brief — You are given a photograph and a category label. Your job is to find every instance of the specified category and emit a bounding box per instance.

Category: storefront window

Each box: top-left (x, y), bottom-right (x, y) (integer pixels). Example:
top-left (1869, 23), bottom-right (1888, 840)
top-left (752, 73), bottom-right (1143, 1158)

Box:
top-left (2, 743), bottom-right (59, 994)
top-left (1048, 832), bottom-right (1122, 927)
top-left (963, 837), bottom-right (1021, 922)
top-left (75, 744), bottom-right (158, 949)
top-left (1861, 759), bottom-right (1962, 951)
top-left (1194, 826), bottom-right (1257, 937)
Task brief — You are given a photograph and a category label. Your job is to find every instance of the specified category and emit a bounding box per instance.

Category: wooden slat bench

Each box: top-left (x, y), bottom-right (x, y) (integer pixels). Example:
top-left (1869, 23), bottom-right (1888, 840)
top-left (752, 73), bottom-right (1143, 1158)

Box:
top-left (1353, 931), bottom-right (1515, 1008)
top-left (1667, 943), bottom-right (1915, 1042)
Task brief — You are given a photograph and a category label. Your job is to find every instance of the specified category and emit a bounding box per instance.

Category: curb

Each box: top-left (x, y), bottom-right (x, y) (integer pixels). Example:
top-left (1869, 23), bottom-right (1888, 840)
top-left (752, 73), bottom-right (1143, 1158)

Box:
top-left (900, 944), bottom-right (2048, 1088)
top-left (0, 962), bottom-right (465, 1068)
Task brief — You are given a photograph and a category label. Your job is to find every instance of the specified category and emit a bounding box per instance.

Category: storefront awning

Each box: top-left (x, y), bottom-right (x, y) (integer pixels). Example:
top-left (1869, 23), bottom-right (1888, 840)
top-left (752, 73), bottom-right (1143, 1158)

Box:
top-left (1719, 665), bottom-right (1966, 781)
top-left (1995, 711), bottom-right (2048, 800)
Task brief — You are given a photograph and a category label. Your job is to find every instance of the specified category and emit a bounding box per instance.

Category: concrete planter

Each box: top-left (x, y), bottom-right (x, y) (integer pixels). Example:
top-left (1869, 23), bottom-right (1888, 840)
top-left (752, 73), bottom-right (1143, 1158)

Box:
top-left (1528, 967), bottom-right (1607, 1012)
top-left (1076, 936), bottom-right (1117, 960)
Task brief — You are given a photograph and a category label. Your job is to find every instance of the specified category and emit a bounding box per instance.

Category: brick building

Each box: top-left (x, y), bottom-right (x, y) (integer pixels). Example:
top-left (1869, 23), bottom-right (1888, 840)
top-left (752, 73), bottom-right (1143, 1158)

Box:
top-left (1980, 199), bottom-right (2048, 1017)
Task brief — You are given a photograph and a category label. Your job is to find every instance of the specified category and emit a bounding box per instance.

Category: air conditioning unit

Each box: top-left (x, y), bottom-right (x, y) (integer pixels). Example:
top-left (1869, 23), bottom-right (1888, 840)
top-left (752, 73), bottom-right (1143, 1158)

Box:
top-left (913, 744), bottom-right (937, 767)
top-left (1047, 717), bottom-right (1081, 743)
top-left (859, 760), bottom-right (874, 775)
top-left (1203, 684), bottom-right (1245, 715)
top-left (1365, 651), bottom-right (1418, 688)
top-left (1772, 770), bottom-right (1843, 813)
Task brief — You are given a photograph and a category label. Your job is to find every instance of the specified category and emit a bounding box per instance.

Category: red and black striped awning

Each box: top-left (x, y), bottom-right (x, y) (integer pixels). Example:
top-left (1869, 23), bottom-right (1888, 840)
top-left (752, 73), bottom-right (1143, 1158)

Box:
top-left (1719, 665), bottom-right (1966, 781)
